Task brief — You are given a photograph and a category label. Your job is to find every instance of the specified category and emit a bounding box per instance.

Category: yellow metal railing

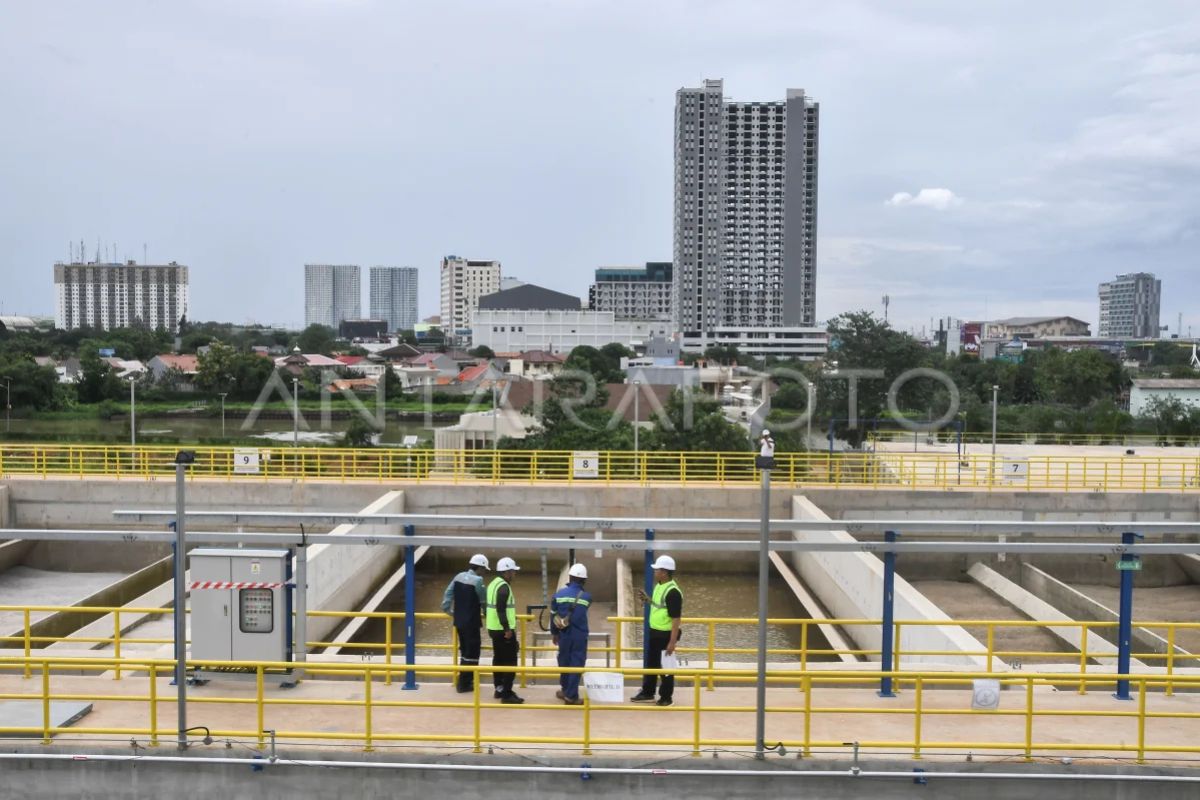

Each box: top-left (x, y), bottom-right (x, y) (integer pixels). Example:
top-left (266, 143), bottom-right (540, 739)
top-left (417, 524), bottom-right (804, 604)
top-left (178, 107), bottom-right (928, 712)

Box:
top-left (7, 605), bottom-right (1200, 696)
top-left (1, 655), bottom-right (1198, 761)
top-left (3, 442), bottom-right (1200, 491)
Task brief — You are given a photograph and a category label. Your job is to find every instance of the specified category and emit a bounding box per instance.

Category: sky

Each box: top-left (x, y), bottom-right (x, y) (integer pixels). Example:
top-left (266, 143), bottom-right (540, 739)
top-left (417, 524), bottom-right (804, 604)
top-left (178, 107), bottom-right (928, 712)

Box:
top-left (2, 1), bottom-right (1198, 337)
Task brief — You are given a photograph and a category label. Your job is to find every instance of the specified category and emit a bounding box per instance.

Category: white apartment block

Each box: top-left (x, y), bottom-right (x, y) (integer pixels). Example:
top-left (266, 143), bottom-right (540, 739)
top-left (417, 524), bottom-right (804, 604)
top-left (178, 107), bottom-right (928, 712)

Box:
top-left (54, 260), bottom-right (189, 333)
top-left (1098, 272), bottom-right (1161, 338)
top-left (588, 262), bottom-right (673, 322)
top-left (369, 266), bottom-right (419, 332)
top-left (440, 256), bottom-right (500, 344)
top-left (681, 326), bottom-right (828, 359)
top-left (471, 309), bottom-right (671, 355)
top-left (305, 264), bottom-right (361, 329)
top-left (674, 79), bottom-right (819, 336)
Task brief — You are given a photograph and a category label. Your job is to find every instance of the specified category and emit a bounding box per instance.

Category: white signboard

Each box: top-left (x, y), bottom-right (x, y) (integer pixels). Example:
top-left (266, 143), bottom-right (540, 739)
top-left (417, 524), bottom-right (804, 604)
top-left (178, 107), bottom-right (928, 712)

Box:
top-left (971, 678), bottom-right (1001, 711)
top-left (582, 672), bottom-right (624, 703)
top-left (233, 448), bottom-right (261, 474)
top-left (1001, 458), bottom-right (1028, 481)
top-left (573, 451), bottom-right (599, 479)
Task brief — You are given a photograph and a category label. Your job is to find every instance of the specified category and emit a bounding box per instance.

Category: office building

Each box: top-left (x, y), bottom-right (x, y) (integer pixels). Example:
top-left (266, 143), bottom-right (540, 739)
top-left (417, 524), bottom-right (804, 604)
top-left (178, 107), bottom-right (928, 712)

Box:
top-left (54, 259), bottom-right (189, 332)
top-left (305, 264), bottom-right (361, 329)
top-left (369, 266), bottom-right (419, 332)
top-left (588, 262), bottom-right (673, 322)
top-left (673, 79), bottom-right (819, 339)
top-left (439, 256), bottom-right (500, 345)
top-left (1099, 273), bottom-right (1161, 338)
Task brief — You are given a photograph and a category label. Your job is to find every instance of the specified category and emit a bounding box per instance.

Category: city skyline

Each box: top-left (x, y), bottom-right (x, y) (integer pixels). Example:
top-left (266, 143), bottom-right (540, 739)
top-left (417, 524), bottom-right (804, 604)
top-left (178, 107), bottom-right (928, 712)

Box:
top-left (3, 3), bottom-right (1199, 337)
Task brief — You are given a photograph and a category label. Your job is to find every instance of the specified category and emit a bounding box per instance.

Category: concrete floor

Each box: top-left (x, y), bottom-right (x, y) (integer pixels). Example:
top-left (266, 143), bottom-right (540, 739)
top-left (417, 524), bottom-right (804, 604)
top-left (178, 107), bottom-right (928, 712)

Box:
top-left (1075, 584), bottom-right (1200, 654)
top-left (910, 581), bottom-right (1068, 664)
top-left (3, 671), bottom-right (1199, 764)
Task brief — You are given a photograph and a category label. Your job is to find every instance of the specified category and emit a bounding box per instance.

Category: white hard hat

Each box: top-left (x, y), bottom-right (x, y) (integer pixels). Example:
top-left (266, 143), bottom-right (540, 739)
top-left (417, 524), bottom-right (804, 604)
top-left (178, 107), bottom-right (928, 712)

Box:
top-left (761, 429), bottom-right (772, 437)
top-left (469, 554), bottom-right (490, 570)
top-left (651, 555), bottom-right (676, 571)
top-left (568, 563), bottom-right (588, 579)
top-left (497, 557), bottom-right (521, 572)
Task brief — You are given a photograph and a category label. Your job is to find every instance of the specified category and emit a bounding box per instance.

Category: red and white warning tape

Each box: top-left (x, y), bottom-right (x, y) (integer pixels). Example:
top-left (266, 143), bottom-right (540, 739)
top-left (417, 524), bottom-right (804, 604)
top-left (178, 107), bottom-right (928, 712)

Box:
top-left (188, 581), bottom-right (285, 590)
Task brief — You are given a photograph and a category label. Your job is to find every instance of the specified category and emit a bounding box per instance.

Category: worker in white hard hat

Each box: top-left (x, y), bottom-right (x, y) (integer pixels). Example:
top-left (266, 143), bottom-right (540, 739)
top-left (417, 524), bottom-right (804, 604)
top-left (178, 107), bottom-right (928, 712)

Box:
top-left (486, 557), bottom-right (524, 703)
top-left (551, 562), bottom-right (592, 705)
top-left (631, 555), bottom-right (683, 706)
top-left (441, 554), bottom-right (490, 693)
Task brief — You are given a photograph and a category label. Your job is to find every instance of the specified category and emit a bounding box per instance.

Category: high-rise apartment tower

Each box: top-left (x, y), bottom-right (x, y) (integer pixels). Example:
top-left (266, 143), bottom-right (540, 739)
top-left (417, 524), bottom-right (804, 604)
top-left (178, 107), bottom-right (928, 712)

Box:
top-left (369, 266), bottom-right (419, 333)
top-left (304, 264), bottom-right (361, 329)
top-left (1098, 272), bottom-right (1162, 338)
top-left (54, 259), bottom-right (189, 333)
top-left (673, 79), bottom-right (819, 336)
top-left (439, 256), bottom-right (501, 345)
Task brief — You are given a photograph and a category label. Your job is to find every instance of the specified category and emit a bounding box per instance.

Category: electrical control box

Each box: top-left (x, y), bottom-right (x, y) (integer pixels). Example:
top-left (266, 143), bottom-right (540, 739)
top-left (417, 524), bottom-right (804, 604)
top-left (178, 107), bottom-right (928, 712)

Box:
top-left (190, 548), bottom-right (292, 666)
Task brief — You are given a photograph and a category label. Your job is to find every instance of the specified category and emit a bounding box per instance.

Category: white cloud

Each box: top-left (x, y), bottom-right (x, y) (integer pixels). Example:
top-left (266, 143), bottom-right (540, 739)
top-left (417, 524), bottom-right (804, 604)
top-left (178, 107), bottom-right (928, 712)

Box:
top-left (885, 188), bottom-right (965, 210)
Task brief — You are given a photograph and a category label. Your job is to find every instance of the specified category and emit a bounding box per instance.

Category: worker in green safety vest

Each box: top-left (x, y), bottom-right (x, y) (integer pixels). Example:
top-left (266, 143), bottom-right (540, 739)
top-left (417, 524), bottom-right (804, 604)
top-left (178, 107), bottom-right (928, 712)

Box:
top-left (631, 555), bottom-right (682, 706)
top-left (485, 557), bottom-right (524, 704)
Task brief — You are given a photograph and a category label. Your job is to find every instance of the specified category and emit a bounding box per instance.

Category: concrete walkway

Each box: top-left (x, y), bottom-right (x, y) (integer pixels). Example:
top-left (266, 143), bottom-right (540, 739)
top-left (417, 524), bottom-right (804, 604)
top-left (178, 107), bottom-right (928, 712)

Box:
top-left (3, 671), bottom-right (1198, 764)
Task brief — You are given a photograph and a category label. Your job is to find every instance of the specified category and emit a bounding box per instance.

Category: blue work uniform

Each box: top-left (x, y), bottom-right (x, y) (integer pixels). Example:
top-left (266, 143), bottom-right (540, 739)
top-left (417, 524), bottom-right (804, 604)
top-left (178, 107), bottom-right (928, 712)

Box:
top-left (552, 579), bottom-right (591, 701)
top-left (442, 569), bottom-right (487, 692)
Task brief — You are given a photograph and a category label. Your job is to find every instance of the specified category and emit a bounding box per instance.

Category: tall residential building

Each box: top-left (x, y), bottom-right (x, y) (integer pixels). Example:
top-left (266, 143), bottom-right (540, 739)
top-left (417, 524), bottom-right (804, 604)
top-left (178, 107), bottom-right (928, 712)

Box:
top-left (439, 256), bottom-right (500, 345)
top-left (304, 264), bottom-right (361, 329)
top-left (673, 79), bottom-right (819, 336)
top-left (1098, 273), bottom-right (1161, 338)
top-left (369, 266), bottom-right (419, 332)
top-left (588, 262), bottom-right (673, 321)
top-left (54, 259), bottom-right (189, 332)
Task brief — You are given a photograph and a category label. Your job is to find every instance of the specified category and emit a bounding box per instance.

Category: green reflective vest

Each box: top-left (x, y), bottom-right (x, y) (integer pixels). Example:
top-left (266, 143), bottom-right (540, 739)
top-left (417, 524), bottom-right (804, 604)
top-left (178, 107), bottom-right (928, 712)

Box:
top-left (649, 580), bottom-right (682, 631)
top-left (485, 576), bottom-right (516, 631)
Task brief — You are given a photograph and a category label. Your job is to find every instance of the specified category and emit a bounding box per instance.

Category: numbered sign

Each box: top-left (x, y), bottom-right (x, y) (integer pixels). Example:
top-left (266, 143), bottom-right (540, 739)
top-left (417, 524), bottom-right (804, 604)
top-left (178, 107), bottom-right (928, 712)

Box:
top-left (1001, 458), bottom-right (1028, 481)
top-left (233, 448), bottom-right (261, 474)
top-left (573, 451), bottom-right (599, 479)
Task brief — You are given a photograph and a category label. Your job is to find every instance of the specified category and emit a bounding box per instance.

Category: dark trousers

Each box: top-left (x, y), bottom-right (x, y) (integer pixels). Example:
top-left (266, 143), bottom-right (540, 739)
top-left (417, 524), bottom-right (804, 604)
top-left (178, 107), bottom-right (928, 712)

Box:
top-left (456, 625), bottom-right (481, 692)
top-left (557, 633), bottom-right (588, 700)
top-left (641, 629), bottom-right (675, 700)
top-left (489, 629), bottom-right (520, 696)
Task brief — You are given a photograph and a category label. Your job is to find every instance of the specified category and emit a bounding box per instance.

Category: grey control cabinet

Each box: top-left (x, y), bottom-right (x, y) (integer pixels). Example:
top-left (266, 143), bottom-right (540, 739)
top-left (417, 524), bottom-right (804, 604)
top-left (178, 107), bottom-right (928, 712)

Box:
top-left (190, 548), bottom-right (291, 665)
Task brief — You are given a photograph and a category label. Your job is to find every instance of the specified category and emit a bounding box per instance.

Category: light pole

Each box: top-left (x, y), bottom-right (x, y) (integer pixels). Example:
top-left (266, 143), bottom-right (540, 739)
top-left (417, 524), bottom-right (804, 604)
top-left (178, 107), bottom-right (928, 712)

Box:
top-left (806, 381), bottom-right (814, 450)
top-left (173, 450), bottom-right (195, 750)
top-left (991, 384), bottom-right (999, 459)
top-left (492, 381), bottom-right (499, 450)
top-left (2, 377), bottom-right (10, 435)
top-left (130, 378), bottom-right (136, 447)
top-left (754, 430), bottom-right (776, 760)
top-left (633, 380), bottom-right (641, 452)
top-left (292, 377), bottom-right (299, 447)
top-left (218, 392), bottom-right (228, 438)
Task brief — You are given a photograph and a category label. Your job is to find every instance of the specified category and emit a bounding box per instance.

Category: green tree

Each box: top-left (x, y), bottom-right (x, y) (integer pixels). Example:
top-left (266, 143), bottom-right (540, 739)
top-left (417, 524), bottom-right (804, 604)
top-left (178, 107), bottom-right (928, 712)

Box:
top-left (0, 356), bottom-right (62, 411)
top-left (468, 345), bottom-right (495, 359)
top-left (563, 345), bottom-right (624, 384)
top-left (76, 352), bottom-right (124, 403)
top-left (296, 324), bottom-right (336, 355)
top-left (508, 375), bottom-right (632, 450)
top-left (647, 389), bottom-right (750, 452)
top-left (341, 416), bottom-right (378, 447)
top-left (703, 344), bottom-right (741, 365)
top-left (195, 342), bottom-right (239, 393)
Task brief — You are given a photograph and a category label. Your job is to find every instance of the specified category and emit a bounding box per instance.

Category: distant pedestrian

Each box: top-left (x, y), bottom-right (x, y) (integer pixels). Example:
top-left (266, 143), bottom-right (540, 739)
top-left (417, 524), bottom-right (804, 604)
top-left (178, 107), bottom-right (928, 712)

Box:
top-left (486, 557), bottom-right (524, 704)
top-left (552, 563), bottom-right (591, 705)
top-left (441, 554), bottom-right (489, 693)
top-left (631, 555), bottom-right (682, 706)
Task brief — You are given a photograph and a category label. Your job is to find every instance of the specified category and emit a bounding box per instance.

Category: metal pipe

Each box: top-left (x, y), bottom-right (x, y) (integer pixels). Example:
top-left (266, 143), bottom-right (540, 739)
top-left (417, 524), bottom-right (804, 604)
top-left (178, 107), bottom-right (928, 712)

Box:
top-left (1114, 530), bottom-right (1143, 701)
top-left (110, 510), bottom-right (1200, 536)
top-left (292, 378), bottom-right (299, 447)
top-left (3, 377), bottom-right (10, 434)
top-left (643, 528), bottom-right (654, 673)
top-left (130, 380), bottom-right (136, 447)
top-left (403, 524), bottom-right (418, 690)
top-left (172, 453), bottom-right (193, 750)
top-left (0, 752), bottom-right (1196, 783)
top-left (219, 393), bottom-right (227, 438)
top-left (294, 535), bottom-right (308, 674)
top-left (878, 530), bottom-right (898, 697)
top-left (754, 465), bottom-right (770, 759)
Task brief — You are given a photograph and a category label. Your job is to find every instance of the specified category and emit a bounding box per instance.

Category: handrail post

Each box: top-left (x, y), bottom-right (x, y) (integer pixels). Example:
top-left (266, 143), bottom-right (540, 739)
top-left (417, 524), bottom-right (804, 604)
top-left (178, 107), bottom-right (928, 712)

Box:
top-left (23, 609), bottom-right (31, 679)
top-left (256, 665), bottom-right (265, 749)
top-left (913, 676), bottom-right (923, 760)
top-left (707, 621), bottom-right (715, 691)
top-left (1024, 676), bottom-right (1034, 761)
top-left (384, 616), bottom-right (393, 687)
top-left (149, 664), bottom-right (158, 747)
top-left (1137, 677), bottom-right (1147, 763)
top-left (113, 610), bottom-right (122, 680)
top-left (614, 619), bottom-right (622, 671)
top-left (1079, 622), bottom-right (1089, 695)
top-left (1114, 531), bottom-right (1142, 701)
top-left (1166, 626), bottom-right (1176, 696)
top-left (402, 524), bottom-right (418, 690)
top-left (802, 673), bottom-right (812, 758)
top-left (582, 693), bottom-right (592, 756)
top-left (472, 675), bottom-right (482, 753)
top-left (692, 678), bottom-right (701, 757)
top-left (364, 667), bottom-right (374, 752)
top-left (878, 530), bottom-right (898, 697)
top-left (41, 660), bottom-right (51, 744)
top-left (985, 624), bottom-right (994, 673)
top-left (800, 622), bottom-right (809, 678)
top-left (518, 616), bottom-right (528, 689)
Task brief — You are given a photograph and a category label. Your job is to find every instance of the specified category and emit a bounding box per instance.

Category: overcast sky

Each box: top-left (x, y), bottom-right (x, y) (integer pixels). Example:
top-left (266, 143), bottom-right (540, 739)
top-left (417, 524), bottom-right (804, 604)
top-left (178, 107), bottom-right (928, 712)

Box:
top-left (2, 1), bottom-right (1198, 336)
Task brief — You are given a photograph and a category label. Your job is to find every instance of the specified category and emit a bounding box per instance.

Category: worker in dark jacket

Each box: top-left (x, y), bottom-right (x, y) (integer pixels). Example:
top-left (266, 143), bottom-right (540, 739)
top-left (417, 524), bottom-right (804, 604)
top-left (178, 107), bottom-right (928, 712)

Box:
top-left (486, 557), bottom-right (523, 704)
top-left (552, 563), bottom-right (591, 705)
top-left (442, 554), bottom-right (489, 693)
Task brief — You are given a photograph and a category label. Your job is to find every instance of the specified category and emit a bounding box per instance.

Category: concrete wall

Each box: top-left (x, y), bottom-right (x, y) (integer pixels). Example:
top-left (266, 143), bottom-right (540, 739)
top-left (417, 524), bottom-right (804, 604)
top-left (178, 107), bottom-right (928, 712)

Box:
top-left (305, 490), bottom-right (405, 644)
top-left (0, 484), bottom-right (10, 527)
top-left (790, 496), bottom-right (991, 667)
top-left (1, 750), bottom-right (1197, 800)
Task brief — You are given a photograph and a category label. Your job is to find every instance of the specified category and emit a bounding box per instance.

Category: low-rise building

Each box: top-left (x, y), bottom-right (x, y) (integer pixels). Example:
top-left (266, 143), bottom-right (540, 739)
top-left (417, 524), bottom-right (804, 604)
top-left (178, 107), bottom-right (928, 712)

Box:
top-left (680, 327), bottom-right (828, 360)
top-left (982, 316), bottom-right (1091, 339)
top-left (1129, 378), bottom-right (1200, 416)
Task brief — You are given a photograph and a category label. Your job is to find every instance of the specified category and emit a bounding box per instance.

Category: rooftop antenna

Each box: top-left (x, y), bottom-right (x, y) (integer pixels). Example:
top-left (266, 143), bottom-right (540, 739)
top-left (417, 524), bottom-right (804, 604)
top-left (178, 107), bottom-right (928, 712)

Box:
top-left (143, 243), bottom-right (147, 265)
top-left (80, 239), bottom-right (86, 264)
top-left (882, 294), bottom-right (891, 323)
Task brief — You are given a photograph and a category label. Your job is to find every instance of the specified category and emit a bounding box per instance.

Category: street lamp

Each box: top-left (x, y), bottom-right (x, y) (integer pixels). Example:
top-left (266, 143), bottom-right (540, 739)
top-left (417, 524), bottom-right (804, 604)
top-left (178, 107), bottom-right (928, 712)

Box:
top-left (492, 380), bottom-right (499, 451)
top-left (991, 384), bottom-right (999, 460)
top-left (2, 377), bottom-right (10, 435)
top-left (633, 380), bottom-right (641, 452)
top-left (130, 378), bottom-right (136, 447)
top-left (292, 377), bottom-right (299, 447)
top-left (218, 392), bottom-right (228, 438)
top-left (753, 429), bottom-right (776, 760)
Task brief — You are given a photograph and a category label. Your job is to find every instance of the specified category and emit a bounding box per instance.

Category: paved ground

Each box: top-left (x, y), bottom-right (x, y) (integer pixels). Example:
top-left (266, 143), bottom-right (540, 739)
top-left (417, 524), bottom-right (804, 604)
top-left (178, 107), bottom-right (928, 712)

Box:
top-left (2, 669), bottom-right (1198, 764)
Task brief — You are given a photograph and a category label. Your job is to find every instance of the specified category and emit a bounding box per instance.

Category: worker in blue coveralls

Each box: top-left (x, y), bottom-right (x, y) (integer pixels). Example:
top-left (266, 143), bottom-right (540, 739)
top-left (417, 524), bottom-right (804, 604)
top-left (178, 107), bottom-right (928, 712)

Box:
top-left (551, 563), bottom-right (591, 705)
